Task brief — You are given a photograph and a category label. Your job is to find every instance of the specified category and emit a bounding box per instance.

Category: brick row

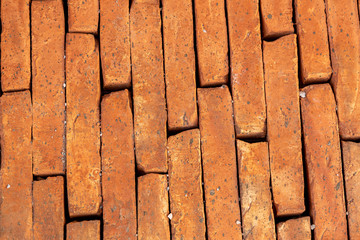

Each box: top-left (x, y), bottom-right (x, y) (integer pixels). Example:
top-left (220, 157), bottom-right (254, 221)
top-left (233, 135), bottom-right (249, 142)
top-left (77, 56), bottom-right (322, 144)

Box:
top-left (68, 0), bottom-right (99, 34)
top-left (277, 217), bottom-right (311, 240)
top-left (67, 220), bottom-right (101, 240)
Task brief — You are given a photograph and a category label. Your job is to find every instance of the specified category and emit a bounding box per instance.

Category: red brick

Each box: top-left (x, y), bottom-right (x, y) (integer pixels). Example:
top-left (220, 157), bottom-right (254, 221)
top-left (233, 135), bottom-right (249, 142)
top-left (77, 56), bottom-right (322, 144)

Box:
top-left (101, 90), bottom-right (136, 239)
top-left (32, 0), bottom-right (65, 176)
top-left (68, 0), bottom-right (99, 34)
top-left (66, 33), bottom-right (101, 218)
top-left (168, 129), bottom-right (206, 240)
top-left (197, 86), bottom-right (242, 239)
top-left (277, 217), bottom-right (311, 240)
top-left (263, 34), bottom-right (305, 216)
top-left (0, 91), bottom-right (32, 239)
top-left (130, 0), bottom-right (167, 173)
top-left (162, 0), bottom-right (198, 131)
top-left (301, 84), bottom-right (348, 239)
top-left (67, 220), bottom-right (100, 240)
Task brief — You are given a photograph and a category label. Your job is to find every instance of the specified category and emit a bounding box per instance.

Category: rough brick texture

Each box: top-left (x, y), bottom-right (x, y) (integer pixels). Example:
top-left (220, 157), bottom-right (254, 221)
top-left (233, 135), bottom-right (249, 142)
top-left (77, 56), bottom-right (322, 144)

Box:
top-left (67, 220), bottom-right (101, 240)
top-left (277, 217), bottom-right (311, 240)
top-left (68, 0), bottom-right (99, 34)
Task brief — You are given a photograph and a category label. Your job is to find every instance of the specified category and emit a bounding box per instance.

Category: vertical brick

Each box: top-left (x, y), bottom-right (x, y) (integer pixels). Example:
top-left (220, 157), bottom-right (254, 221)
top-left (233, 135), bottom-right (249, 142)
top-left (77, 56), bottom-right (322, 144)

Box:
top-left (168, 129), bottom-right (206, 240)
top-left (301, 84), bottom-right (348, 239)
top-left (277, 217), bottom-right (311, 240)
top-left (1, 0), bottom-right (30, 91)
top-left (227, 0), bottom-right (266, 138)
top-left (263, 34), bottom-right (305, 216)
top-left (138, 174), bottom-right (170, 240)
top-left (101, 90), bottom-right (136, 239)
top-left (162, 0), bottom-right (198, 131)
top-left (66, 33), bottom-right (101, 218)
top-left (198, 86), bottom-right (242, 239)
top-left (67, 220), bottom-right (101, 240)
top-left (130, 0), bottom-right (167, 173)
top-left (68, 0), bottom-right (99, 34)
top-left (194, 0), bottom-right (229, 87)
top-left (0, 91), bottom-right (32, 239)
top-left (237, 141), bottom-right (276, 240)
top-left (100, 0), bottom-right (131, 90)
top-left (32, 0), bottom-right (65, 176)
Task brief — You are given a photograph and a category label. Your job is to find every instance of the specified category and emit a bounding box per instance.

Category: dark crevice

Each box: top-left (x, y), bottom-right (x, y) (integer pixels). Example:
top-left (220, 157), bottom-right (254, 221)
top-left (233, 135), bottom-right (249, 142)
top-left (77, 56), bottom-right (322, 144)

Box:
top-left (339, 141), bottom-right (351, 240)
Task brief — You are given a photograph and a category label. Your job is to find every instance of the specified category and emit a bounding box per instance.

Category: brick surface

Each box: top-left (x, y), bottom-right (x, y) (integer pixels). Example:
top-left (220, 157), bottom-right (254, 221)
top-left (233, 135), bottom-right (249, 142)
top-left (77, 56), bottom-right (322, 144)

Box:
top-left (197, 86), bottom-right (242, 239)
top-left (33, 176), bottom-right (65, 240)
top-left (0, 91), bottom-right (32, 239)
top-left (100, 0), bottom-right (131, 90)
top-left (101, 90), bottom-right (136, 240)
top-left (130, 0), bottom-right (167, 173)
top-left (32, 0), bottom-right (65, 176)
top-left (138, 174), bottom-right (170, 240)
top-left (263, 34), bottom-right (305, 216)
top-left (68, 0), bottom-right (99, 34)
top-left (162, 0), bottom-right (198, 131)
top-left (194, 0), bottom-right (228, 87)
top-left (237, 141), bottom-right (276, 240)
top-left (227, 0), bottom-right (266, 138)
top-left (66, 33), bottom-right (102, 218)
top-left (301, 84), bottom-right (348, 239)
top-left (1, 0), bottom-right (31, 91)
top-left (168, 129), bottom-right (206, 240)
top-left (67, 220), bottom-right (101, 240)
top-left (277, 217), bottom-right (311, 240)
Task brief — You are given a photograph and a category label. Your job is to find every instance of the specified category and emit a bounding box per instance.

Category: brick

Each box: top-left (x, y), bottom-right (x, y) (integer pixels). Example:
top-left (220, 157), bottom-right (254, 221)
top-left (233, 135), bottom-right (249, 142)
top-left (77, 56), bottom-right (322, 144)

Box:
top-left (66, 33), bottom-right (101, 218)
top-left (325, 0), bottom-right (360, 139)
top-left (0, 91), bottom-right (32, 239)
top-left (67, 220), bottom-right (100, 240)
top-left (194, 0), bottom-right (229, 86)
top-left (68, 0), bottom-right (98, 34)
top-left (277, 217), bottom-right (311, 240)
top-left (227, 0), bottom-right (266, 138)
top-left (33, 176), bottom-right (65, 240)
top-left (138, 174), bottom-right (170, 240)
top-left (237, 141), bottom-right (276, 240)
top-left (130, 0), bottom-right (167, 173)
top-left (162, 0), bottom-right (198, 131)
top-left (32, 0), bottom-right (65, 176)
top-left (101, 90), bottom-right (136, 239)
top-left (263, 34), bottom-right (305, 216)
top-left (1, 0), bottom-right (30, 91)
top-left (168, 129), bottom-right (206, 240)
top-left (197, 86), bottom-right (242, 239)
top-left (100, 0), bottom-right (131, 90)
top-left (300, 84), bottom-right (348, 239)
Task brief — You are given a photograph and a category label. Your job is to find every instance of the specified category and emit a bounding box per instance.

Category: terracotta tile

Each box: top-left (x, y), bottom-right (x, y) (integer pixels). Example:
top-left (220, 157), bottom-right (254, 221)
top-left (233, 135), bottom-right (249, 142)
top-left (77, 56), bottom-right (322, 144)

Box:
top-left (277, 217), bottom-right (311, 240)
top-left (68, 0), bottom-right (98, 34)
top-left (67, 221), bottom-right (100, 240)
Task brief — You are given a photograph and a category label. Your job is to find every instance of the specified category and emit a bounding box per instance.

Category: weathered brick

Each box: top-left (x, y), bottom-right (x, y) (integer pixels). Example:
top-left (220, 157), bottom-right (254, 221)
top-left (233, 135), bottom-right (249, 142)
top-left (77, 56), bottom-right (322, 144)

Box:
top-left (198, 86), bottom-right (242, 239)
top-left (67, 220), bottom-right (100, 240)
top-left (162, 0), bottom-right (198, 131)
top-left (277, 217), bottom-right (311, 240)
top-left (168, 129), bottom-right (206, 240)
top-left (68, 0), bottom-right (99, 34)
top-left (101, 90), bottom-right (136, 239)
top-left (130, 0), bottom-right (167, 173)
top-left (263, 34), bottom-right (305, 216)
top-left (300, 84), bottom-right (348, 239)
top-left (66, 33), bottom-right (101, 218)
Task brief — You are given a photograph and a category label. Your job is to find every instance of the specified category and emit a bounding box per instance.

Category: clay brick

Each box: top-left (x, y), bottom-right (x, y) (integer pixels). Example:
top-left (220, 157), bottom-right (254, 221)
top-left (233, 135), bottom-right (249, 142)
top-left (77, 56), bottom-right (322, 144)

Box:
top-left (33, 176), bottom-right (65, 240)
top-left (162, 0), bottom-right (198, 131)
top-left (100, 0), bottom-right (131, 90)
top-left (101, 90), bottom-right (136, 239)
top-left (194, 0), bottom-right (229, 87)
top-left (67, 220), bottom-right (100, 240)
top-left (32, 0), bottom-right (65, 176)
top-left (263, 34), bottom-right (305, 216)
top-left (66, 33), bottom-right (101, 218)
top-left (277, 217), bottom-right (311, 240)
top-left (0, 91), bottom-right (32, 239)
top-left (138, 174), bottom-right (170, 240)
top-left (237, 141), bottom-right (276, 240)
top-left (227, 0), bottom-right (266, 138)
top-left (130, 0), bottom-right (167, 173)
top-left (325, 0), bottom-right (360, 139)
top-left (68, 0), bottom-right (99, 34)
top-left (300, 84), bottom-right (348, 239)
top-left (1, 0), bottom-right (30, 91)
top-left (197, 86), bottom-right (242, 239)
top-left (168, 129), bottom-right (206, 240)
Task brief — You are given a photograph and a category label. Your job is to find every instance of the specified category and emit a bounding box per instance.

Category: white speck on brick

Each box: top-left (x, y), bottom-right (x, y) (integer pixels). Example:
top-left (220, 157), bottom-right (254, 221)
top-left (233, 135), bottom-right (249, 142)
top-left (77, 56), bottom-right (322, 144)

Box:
top-left (64, 55), bottom-right (66, 59)
top-left (168, 213), bottom-right (173, 220)
top-left (166, 187), bottom-right (169, 191)
top-left (63, 83), bottom-right (66, 88)
top-left (236, 220), bottom-right (241, 225)
top-left (300, 91), bottom-right (306, 98)
top-left (203, 29), bottom-right (207, 33)
top-left (6, 184), bottom-right (10, 189)
top-left (311, 224), bottom-right (315, 230)
top-left (346, 211), bottom-right (349, 215)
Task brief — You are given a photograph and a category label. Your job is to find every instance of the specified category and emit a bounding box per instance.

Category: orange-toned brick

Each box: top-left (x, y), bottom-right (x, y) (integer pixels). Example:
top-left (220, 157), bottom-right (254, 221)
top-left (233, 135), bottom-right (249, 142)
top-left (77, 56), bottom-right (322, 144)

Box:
top-left (227, 0), bottom-right (266, 138)
top-left (67, 220), bottom-right (100, 240)
top-left (301, 84), bottom-right (348, 239)
top-left (138, 174), bottom-right (170, 240)
top-left (277, 217), bottom-right (311, 240)
top-left (66, 33), bottom-right (101, 218)
top-left (0, 91), bottom-right (32, 239)
top-left (198, 86), bottom-right (242, 239)
top-left (162, 0), bottom-right (198, 131)
top-left (263, 34), bottom-right (305, 216)
top-left (130, 0), bottom-right (167, 173)
top-left (168, 129), bottom-right (206, 240)
top-left (101, 90), bottom-right (136, 239)
top-left (68, 0), bottom-right (99, 34)
top-left (237, 141), bottom-right (276, 240)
